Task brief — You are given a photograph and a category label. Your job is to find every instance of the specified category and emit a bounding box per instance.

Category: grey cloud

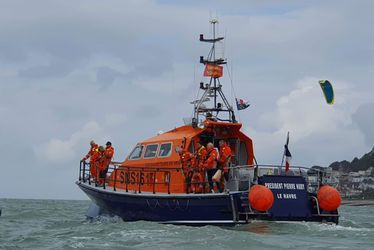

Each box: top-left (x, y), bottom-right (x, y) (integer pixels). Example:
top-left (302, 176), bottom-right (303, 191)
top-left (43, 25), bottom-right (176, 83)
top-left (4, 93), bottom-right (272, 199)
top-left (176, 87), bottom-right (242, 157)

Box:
top-left (353, 103), bottom-right (374, 146)
top-left (18, 58), bottom-right (77, 78)
top-left (1, 0), bottom-right (373, 199)
top-left (0, 1), bottom-right (182, 81)
top-left (96, 66), bottom-right (123, 89)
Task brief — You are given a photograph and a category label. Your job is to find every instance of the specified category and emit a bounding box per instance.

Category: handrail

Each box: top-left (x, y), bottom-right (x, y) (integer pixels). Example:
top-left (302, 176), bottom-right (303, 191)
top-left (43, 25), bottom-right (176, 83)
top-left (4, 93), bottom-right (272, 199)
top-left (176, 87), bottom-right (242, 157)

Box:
top-left (88, 162), bottom-right (91, 185)
top-left (230, 164), bottom-right (329, 173)
top-left (79, 161), bottom-right (179, 193)
top-left (114, 165), bottom-right (183, 172)
top-left (80, 162), bottom-right (210, 194)
top-left (113, 167), bottom-right (117, 191)
top-left (80, 161), bottom-right (329, 175)
top-left (79, 161), bottom-right (82, 181)
top-left (104, 164), bottom-right (328, 178)
top-left (78, 161), bottom-right (331, 194)
top-left (311, 196), bottom-right (320, 215)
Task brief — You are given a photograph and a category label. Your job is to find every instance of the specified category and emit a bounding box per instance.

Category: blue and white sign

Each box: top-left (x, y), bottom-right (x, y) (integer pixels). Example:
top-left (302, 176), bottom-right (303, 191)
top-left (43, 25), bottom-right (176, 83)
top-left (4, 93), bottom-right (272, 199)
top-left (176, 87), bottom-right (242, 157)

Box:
top-left (258, 175), bottom-right (312, 218)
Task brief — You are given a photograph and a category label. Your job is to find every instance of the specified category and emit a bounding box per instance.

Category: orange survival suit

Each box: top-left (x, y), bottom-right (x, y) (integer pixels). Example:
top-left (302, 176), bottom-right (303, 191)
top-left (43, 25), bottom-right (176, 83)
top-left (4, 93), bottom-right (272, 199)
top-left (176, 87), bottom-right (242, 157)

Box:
top-left (81, 142), bottom-right (99, 179)
top-left (218, 142), bottom-right (232, 190)
top-left (203, 147), bottom-right (218, 192)
top-left (190, 144), bottom-right (207, 193)
top-left (195, 144), bottom-right (207, 169)
top-left (90, 148), bottom-right (102, 181)
top-left (178, 148), bottom-right (195, 193)
top-left (218, 142), bottom-right (232, 174)
top-left (82, 143), bottom-right (99, 162)
top-left (98, 143), bottom-right (114, 184)
top-left (202, 147), bottom-right (218, 170)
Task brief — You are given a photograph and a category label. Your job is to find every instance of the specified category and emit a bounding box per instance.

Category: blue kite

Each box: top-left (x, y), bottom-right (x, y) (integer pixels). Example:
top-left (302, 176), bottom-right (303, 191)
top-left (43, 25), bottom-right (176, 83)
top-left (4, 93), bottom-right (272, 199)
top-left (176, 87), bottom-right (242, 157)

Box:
top-left (319, 80), bottom-right (334, 105)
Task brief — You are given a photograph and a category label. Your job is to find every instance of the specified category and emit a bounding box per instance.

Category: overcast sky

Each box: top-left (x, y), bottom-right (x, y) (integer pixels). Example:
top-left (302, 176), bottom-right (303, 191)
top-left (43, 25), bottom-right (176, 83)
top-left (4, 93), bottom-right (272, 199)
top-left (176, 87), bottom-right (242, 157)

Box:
top-left (1, 0), bottom-right (373, 200)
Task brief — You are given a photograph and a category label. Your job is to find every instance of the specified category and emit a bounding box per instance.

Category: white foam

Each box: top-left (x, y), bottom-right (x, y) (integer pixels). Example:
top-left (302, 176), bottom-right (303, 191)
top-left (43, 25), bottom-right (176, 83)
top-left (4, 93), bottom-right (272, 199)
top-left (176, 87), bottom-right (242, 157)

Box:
top-left (71, 236), bottom-right (93, 240)
top-left (70, 242), bottom-right (84, 248)
top-left (304, 222), bottom-right (372, 232)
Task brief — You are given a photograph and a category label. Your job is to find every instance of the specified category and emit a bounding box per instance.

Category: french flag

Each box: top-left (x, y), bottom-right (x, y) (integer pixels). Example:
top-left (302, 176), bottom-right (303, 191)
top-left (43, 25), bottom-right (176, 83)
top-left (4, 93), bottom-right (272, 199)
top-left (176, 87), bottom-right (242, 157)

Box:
top-left (284, 133), bottom-right (292, 172)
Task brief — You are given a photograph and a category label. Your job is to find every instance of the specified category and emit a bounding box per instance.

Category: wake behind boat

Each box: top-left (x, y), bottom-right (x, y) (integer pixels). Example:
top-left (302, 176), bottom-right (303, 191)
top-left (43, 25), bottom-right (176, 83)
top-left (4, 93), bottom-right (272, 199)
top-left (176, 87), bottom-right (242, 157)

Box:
top-left (76, 20), bottom-right (341, 225)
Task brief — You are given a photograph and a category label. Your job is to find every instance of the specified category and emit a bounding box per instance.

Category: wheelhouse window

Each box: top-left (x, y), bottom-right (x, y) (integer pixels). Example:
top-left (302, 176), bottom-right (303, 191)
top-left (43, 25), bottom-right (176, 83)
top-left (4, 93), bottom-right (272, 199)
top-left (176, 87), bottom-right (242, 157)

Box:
top-left (128, 145), bottom-right (143, 160)
top-left (158, 142), bottom-right (172, 157)
top-left (144, 144), bottom-right (158, 158)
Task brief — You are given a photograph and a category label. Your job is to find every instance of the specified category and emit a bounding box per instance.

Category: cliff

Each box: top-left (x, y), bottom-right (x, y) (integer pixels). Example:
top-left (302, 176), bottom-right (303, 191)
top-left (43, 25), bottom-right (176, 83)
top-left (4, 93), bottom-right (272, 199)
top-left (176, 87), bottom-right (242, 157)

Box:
top-left (329, 147), bottom-right (374, 173)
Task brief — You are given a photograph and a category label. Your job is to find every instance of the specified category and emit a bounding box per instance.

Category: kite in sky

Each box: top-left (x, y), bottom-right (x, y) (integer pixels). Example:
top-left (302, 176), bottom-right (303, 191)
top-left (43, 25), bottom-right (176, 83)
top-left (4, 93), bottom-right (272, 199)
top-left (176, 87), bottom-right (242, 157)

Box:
top-left (319, 80), bottom-right (334, 105)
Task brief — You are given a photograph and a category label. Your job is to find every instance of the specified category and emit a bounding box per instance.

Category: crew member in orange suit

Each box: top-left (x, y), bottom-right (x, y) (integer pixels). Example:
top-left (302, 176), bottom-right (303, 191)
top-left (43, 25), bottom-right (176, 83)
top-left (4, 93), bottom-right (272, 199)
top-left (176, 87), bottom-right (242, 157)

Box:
top-left (81, 140), bottom-right (99, 179)
top-left (217, 140), bottom-right (232, 192)
top-left (202, 142), bottom-right (218, 193)
top-left (98, 141), bottom-right (115, 185)
top-left (218, 140), bottom-right (232, 179)
top-left (194, 141), bottom-right (207, 169)
top-left (190, 141), bottom-right (207, 193)
top-left (81, 140), bottom-right (99, 162)
top-left (91, 146), bottom-right (104, 182)
top-left (190, 171), bottom-right (204, 193)
top-left (177, 146), bottom-right (194, 193)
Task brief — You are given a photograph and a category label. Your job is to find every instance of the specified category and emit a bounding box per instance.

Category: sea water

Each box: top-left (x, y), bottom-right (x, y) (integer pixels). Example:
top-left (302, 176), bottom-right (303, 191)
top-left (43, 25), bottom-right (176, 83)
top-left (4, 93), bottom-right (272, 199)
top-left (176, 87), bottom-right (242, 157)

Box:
top-left (0, 199), bottom-right (373, 249)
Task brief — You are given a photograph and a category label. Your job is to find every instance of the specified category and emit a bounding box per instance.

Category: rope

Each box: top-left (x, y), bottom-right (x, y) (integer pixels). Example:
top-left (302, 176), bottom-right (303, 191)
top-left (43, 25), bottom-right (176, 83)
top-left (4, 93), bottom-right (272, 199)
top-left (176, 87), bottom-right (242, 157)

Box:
top-left (226, 62), bottom-right (241, 122)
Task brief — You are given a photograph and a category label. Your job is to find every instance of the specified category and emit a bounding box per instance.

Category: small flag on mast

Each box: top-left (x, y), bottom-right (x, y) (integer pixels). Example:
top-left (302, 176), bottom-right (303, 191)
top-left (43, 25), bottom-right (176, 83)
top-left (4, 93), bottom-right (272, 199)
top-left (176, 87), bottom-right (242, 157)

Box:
top-left (203, 64), bottom-right (223, 78)
top-left (284, 132), bottom-right (292, 172)
top-left (236, 98), bottom-right (250, 110)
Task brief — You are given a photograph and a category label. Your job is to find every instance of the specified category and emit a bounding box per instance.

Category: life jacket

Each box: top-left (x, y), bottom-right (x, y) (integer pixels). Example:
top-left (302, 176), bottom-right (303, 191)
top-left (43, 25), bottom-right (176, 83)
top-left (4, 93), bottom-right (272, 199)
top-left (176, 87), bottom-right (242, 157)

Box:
top-left (197, 146), bottom-right (207, 158)
top-left (195, 146), bottom-right (207, 169)
top-left (180, 151), bottom-right (192, 166)
top-left (101, 146), bottom-right (114, 171)
top-left (218, 144), bottom-right (232, 173)
top-left (203, 148), bottom-right (218, 169)
top-left (89, 149), bottom-right (102, 178)
top-left (104, 145), bottom-right (114, 159)
top-left (179, 151), bottom-right (194, 175)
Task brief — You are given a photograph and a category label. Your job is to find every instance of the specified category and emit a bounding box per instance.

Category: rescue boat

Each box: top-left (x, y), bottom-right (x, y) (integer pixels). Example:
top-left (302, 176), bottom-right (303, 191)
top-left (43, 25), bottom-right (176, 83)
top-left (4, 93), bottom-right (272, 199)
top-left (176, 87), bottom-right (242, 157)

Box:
top-left (76, 20), bottom-right (341, 225)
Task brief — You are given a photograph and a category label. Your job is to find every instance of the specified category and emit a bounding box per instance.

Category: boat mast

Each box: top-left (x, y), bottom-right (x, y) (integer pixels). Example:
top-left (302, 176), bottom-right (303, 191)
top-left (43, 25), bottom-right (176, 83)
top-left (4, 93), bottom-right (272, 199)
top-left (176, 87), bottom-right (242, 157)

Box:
top-left (192, 19), bottom-right (236, 127)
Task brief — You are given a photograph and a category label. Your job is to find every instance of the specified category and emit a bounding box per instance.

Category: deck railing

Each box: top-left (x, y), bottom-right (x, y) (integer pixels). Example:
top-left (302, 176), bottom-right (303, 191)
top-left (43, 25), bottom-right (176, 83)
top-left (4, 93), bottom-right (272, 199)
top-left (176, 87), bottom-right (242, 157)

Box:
top-left (78, 161), bottom-right (330, 194)
top-left (79, 161), bottom-right (184, 194)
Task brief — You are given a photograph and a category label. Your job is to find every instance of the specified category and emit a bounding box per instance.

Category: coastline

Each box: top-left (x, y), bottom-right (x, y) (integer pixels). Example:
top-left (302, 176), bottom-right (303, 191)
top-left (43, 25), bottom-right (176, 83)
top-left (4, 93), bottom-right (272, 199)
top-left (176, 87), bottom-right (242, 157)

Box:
top-left (342, 199), bottom-right (374, 206)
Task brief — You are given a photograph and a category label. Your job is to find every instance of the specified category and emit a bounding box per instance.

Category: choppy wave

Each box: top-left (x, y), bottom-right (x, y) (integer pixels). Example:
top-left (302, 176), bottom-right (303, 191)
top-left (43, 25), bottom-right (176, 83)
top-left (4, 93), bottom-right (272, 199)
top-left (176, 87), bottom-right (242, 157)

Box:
top-left (0, 199), bottom-right (373, 250)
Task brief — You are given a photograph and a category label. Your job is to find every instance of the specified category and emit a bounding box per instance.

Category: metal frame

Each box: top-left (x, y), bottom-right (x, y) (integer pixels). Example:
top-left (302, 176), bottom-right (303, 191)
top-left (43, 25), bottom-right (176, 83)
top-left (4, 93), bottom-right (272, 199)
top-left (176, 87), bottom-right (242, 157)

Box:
top-left (193, 20), bottom-right (236, 126)
top-left (79, 161), bottom-right (332, 195)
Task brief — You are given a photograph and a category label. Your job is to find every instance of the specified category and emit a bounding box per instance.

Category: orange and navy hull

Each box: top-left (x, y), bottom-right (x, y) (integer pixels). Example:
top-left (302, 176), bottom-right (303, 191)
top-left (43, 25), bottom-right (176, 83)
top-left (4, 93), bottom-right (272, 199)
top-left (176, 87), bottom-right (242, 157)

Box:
top-left (77, 181), bottom-right (239, 225)
top-left (76, 176), bottom-right (339, 225)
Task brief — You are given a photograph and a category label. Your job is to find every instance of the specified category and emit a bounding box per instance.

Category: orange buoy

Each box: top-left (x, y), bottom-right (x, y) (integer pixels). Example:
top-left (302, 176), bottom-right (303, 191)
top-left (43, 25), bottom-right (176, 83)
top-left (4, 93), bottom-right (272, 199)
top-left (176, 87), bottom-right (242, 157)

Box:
top-left (317, 185), bottom-right (341, 212)
top-left (248, 184), bottom-right (274, 212)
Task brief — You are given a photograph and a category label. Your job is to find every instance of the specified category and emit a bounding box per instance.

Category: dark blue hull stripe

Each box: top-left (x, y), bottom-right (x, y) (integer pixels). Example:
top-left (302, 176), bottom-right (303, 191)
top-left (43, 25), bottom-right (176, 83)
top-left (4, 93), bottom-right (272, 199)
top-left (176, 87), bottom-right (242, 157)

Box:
top-left (76, 181), bottom-right (338, 224)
